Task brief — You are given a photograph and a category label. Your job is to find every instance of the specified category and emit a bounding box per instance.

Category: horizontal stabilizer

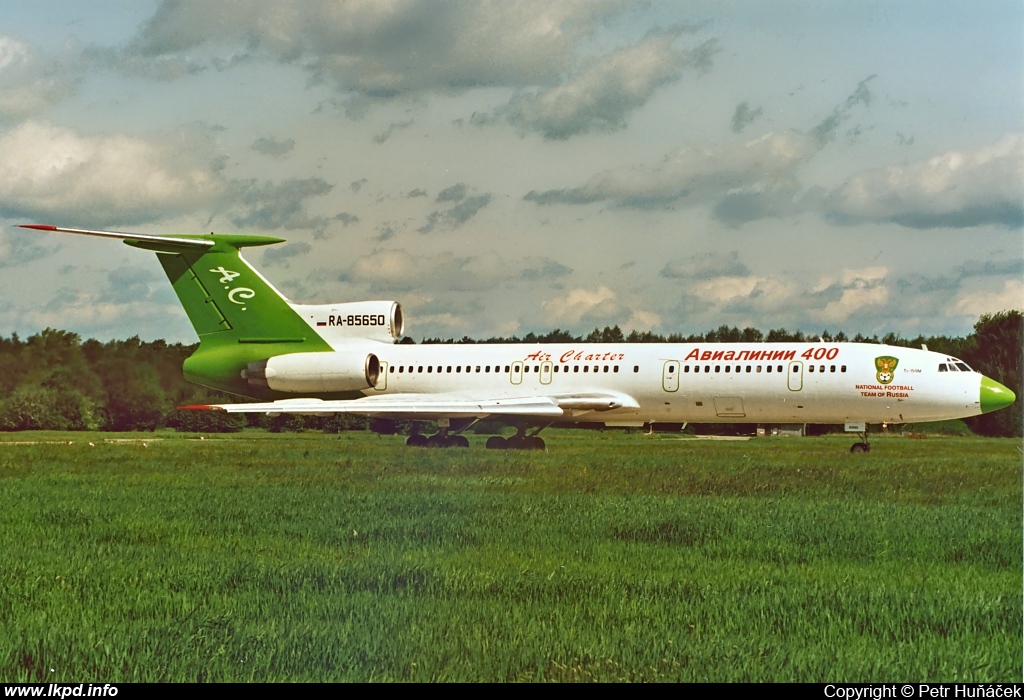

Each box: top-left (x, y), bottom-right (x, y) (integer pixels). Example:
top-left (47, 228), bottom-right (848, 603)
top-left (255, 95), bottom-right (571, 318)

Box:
top-left (19, 224), bottom-right (215, 250)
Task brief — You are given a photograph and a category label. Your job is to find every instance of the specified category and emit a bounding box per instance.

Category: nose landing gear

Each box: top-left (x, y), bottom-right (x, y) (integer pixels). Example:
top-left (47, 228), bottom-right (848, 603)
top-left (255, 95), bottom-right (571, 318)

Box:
top-left (850, 428), bottom-right (871, 453)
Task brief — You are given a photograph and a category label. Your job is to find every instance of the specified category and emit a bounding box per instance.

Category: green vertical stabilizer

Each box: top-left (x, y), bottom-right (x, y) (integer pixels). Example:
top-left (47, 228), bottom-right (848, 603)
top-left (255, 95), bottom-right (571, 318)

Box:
top-left (127, 234), bottom-right (332, 396)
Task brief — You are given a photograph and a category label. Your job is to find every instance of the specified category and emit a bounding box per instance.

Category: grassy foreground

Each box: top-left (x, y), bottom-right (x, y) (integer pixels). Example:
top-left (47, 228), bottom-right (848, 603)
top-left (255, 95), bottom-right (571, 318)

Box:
top-left (0, 430), bottom-right (1020, 682)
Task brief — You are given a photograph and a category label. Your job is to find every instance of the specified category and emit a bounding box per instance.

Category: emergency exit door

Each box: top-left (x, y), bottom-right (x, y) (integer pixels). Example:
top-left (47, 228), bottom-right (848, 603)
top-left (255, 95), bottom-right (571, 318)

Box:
top-left (662, 360), bottom-right (679, 392)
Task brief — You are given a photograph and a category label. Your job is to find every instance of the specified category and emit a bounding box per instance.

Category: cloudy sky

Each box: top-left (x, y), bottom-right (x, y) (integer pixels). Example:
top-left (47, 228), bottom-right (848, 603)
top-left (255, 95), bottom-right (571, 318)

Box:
top-left (0, 0), bottom-right (1021, 343)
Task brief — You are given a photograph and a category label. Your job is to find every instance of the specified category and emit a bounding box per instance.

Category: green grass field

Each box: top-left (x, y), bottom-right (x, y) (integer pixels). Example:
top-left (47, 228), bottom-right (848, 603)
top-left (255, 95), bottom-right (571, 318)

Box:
top-left (0, 430), bottom-right (1020, 682)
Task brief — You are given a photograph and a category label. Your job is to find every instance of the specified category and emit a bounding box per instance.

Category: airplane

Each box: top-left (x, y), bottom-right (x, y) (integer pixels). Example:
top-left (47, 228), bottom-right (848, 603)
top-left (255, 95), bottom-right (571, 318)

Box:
top-left (18, 224), bottom-right (1016, 452)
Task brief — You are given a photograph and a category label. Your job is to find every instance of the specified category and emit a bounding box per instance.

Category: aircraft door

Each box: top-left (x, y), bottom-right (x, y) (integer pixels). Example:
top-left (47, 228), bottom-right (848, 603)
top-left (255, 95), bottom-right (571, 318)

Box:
top-left (375, 361), bottom-right (388, 391)
top-left (788, 361), bottom-right (803, 391)
top-left (510, 361), bottom-right (524, 385)
top-left (662, 360), bottom-right (680, 392)
top-left (540, 361), bottom-right (553, 385)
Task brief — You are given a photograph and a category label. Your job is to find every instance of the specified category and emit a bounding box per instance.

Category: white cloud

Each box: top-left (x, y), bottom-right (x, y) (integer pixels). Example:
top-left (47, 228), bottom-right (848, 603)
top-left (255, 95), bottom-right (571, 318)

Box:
top-left (813, 281), bottom-right (889, 324)
top-left (806, 267), bottom-right (889, 324)
top-left (123, 0), bottom-right (629, 93)
top-left (953, 280), bottom-right (1024, 317)
top-left (693, 276), bottom-right (759, 304)
top-left (526, 131), bottom-right (817, 208)
top-left (344, 249), bottom-right (501, 295)
top-left (501, 31), bottom-right (715, 139)
top-left (542, 285), bottom-right (618, 324)
top-left (539, 285), bottom-right (659, 332)
top-left (0, 36), bottom-right (77, 120)
top-left (828, 134), bottom-right (1024, 229)
top-left (0, 36), bottom-right (29, 71)
top-left (661, 251), bottom-right (748, 279)
top-left (0, 121), bottom-right (224, 226)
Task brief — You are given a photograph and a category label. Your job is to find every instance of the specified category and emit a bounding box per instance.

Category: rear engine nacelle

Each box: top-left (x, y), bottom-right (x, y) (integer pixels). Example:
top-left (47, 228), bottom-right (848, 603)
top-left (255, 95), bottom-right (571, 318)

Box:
top-left (243, 351), bottom-right (380, 393)
top-left (292, 301), bottom-right (404, 342)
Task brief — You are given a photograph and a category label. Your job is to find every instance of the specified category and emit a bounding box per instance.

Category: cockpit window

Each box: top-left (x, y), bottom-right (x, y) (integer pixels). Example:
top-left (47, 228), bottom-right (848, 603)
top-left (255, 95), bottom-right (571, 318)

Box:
top-left (938, 364), bottom-right (948, 372)
top-left (955, 362), bottom-right (971, 372)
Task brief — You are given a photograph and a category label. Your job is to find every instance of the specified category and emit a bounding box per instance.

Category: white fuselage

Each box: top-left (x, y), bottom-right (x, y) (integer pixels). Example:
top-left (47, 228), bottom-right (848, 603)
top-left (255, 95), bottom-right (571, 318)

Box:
top-left (359, 342), bottom-right (983, 425)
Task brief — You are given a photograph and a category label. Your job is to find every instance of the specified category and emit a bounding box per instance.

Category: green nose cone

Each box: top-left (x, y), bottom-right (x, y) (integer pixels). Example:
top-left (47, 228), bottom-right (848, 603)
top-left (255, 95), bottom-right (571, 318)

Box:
top-left (980, 376), bottom-right (1016, 413)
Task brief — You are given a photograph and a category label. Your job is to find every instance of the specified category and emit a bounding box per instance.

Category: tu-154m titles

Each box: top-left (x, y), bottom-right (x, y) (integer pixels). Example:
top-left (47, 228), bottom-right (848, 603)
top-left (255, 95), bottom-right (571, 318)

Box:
top-left (19, 225), bottom-right (1016, 451)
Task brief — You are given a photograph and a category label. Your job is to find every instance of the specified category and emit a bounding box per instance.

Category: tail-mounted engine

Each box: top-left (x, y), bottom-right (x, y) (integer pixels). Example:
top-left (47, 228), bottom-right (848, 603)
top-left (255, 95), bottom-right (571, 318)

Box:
top-left (243, 351), bottom-right (380, 393)
top-left (292, 301), bottom-right (404, 343)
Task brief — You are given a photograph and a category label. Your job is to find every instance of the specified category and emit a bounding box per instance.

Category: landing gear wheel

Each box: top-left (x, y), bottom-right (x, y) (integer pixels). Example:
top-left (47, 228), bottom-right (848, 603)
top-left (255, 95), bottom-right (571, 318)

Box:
top-left (850, 428), bottom-right (871, 453)
top-left (503, 435), bottom-right (546, 450)
top-left (406, 434), bottom-right (427, 447)
top-left (451, 435), bottom-right (469, 448)
top-left (486, 436), bottom-right (507, 450)
top-left (426, 434), bottom-right (449, 448)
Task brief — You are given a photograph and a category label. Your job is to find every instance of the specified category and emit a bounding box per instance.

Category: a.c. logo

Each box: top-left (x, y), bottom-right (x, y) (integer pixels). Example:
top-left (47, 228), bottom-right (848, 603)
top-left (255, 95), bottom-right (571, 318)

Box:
top-left (875, 356), bottom-right (899, 385)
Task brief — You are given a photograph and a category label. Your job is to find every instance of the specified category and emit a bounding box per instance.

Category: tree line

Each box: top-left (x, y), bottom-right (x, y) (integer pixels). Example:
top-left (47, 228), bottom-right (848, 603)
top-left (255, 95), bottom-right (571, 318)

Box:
top-left (0, 310), bottom-right (1019, 436)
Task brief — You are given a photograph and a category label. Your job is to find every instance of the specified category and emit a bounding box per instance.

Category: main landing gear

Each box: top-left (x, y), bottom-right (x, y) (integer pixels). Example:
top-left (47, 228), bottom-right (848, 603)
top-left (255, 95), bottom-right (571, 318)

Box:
top-left (405, 419), bottom-right (549, 450)
top-left (850, 429), bottom-right (871, 453)
top-left (406, 427), bottom-right (470, 448)
top-left (485, 425), bottom-right (547, 451)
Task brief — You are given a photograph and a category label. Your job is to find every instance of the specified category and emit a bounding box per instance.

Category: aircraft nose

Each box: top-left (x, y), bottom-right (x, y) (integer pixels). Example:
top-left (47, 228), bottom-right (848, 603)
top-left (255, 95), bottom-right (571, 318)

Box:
top-left (980, 376), bottom-right (1016, 414)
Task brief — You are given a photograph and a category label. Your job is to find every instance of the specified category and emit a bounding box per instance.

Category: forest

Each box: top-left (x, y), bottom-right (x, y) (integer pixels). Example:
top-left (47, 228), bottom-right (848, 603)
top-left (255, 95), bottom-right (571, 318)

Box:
top-left (0, 310), bottom-right (1019, 437)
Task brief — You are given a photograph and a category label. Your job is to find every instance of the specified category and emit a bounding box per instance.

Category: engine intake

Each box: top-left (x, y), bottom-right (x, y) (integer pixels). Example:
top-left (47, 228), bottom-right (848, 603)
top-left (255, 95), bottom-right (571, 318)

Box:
top-left (244, 351), bottom-right (380, 393)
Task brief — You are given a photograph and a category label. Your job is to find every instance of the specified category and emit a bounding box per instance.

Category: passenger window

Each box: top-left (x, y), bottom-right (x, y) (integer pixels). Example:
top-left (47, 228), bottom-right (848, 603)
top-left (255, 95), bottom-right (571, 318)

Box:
top-left (809, 365), bottom-right (815, 373)
top-left (756, 365), bottom-right (762, 373)
top-left (840, 365), bottom-right (846, 372)
top-left (724, 366), bottom-right (730, 373)
top-left (633, 365), bottom-right (639, 373)
top-left (456, 366), bottom-right (461, 373)
top-left (418, 366), bottom-right (423, 373)
top-left (684, 365), bottom-right (690, 373)
top-left (735, 365), bottom-right (740, 373)
top-left (447, 366), bottom-right (452, 373)
top-left (819, 365), bottom-right (824, 373)
top-left (777, 365), bottom-right (783, 373)
top-left (830, 365), bottom-right (836, 373)
top-left (613, 366), bottom-right (619, 373)
top-left (575, 365), bottom-right (580, 373)
top-left (504, 365), bottom-right (510, 372)
top-left (715, 365), bottom-right (721, 373)
top-left (476, 366), bottom-right (481, 373)
top-left (745, 366), bottom-right (751, 373)
top-left (427, 366), bottom-right (433, 373)
top-left (389, 366), bottom-right (395, 373)
top-left (767, 365), bottom-right (772, 373)
top-left (593, 366), bottom-right (598, 373)
top-left (792, 365), bottom-right (798, 373)
top-left (399, 366), bottom-right (404, 373)
top-left (583, 366), bottom-right (589, 373)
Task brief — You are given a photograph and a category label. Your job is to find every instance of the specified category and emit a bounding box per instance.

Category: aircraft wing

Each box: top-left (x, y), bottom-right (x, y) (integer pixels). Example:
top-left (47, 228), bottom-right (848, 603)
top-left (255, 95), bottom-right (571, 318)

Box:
top-left (180, 391), bottom-right (639, 420)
